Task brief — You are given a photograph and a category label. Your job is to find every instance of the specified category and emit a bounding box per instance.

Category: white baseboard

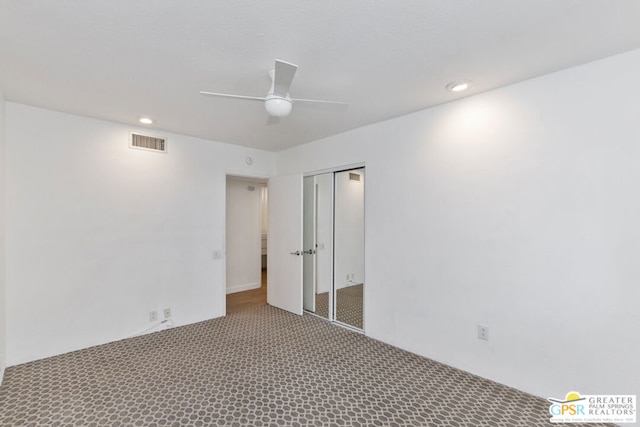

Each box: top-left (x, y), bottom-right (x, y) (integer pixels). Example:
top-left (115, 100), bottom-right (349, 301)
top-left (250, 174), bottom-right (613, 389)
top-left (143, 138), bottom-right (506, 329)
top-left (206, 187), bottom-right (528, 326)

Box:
top-left (226, 282), bottom-right (261, 294)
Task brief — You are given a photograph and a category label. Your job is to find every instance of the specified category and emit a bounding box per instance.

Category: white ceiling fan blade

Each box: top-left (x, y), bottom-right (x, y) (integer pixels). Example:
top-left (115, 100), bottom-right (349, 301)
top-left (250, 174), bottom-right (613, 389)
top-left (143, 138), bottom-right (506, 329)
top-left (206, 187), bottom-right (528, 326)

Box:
top-left (273, 60), bottom-right (298, 96)
top-left (291, 98), bottom-right (348, 106)
top-left (200, 91), bottom-right (266, 101)
top-left (292, 98), bottom-right (349, 112)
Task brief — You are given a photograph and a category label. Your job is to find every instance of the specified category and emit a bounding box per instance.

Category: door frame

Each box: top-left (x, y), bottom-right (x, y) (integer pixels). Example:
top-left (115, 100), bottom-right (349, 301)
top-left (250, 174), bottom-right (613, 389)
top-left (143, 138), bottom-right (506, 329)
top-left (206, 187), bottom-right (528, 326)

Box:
top-left (223, 172), bottom-right (270, 316)
top-left (302, 162), bottom-right (366, 179)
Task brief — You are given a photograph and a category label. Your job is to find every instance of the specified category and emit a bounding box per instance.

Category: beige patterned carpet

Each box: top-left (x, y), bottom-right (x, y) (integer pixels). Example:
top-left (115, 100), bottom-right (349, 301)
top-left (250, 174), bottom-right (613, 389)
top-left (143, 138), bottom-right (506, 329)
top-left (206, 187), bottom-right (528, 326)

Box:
top-left (0, 305), bottom-right (614, 426)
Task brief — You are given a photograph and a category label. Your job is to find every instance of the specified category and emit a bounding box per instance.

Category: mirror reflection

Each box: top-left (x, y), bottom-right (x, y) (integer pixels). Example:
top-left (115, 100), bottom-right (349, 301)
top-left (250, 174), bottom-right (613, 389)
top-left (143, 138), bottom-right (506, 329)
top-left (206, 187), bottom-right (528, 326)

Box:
top-left (334, 168), bottom-right (364, 329)
top-left (302, 174), bottom-right (332, 319)
top-left (303, 168), bottom-right (364, 330)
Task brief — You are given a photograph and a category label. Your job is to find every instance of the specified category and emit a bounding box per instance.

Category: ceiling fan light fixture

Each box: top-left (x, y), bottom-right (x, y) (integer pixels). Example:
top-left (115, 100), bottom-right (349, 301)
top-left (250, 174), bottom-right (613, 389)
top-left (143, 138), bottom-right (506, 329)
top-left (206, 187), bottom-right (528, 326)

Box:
top-left (446, 81), bottom-right (471, 92)
top-left (265, 96), bottom-right (292, 117)
top-left (201, 59), bottom-right (347, 122)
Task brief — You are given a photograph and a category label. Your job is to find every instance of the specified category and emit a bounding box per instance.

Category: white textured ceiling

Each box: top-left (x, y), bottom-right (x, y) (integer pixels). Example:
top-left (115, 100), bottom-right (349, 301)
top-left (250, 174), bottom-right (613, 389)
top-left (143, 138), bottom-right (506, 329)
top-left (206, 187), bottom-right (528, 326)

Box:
top-left (1, 1), bottom-right (639, 151)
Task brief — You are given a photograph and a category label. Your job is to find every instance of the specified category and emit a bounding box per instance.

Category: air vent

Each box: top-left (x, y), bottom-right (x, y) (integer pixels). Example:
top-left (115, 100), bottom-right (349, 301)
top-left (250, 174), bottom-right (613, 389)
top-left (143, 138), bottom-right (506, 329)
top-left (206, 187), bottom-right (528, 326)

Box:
top-left (349, 173), bottom-right (361, 181)
top-left (130, 133), bottom-right (167, 153)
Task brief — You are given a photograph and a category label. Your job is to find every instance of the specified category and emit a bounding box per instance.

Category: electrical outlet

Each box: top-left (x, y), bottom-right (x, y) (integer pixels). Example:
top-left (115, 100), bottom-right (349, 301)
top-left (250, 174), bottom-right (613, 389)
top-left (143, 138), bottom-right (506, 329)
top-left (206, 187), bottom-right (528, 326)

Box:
top-left (163, 308), bottom-right (172, 319)
top-left (477, 324), bottom-right (489, 341)
top-left (149, 310), bottom-right (158, 322)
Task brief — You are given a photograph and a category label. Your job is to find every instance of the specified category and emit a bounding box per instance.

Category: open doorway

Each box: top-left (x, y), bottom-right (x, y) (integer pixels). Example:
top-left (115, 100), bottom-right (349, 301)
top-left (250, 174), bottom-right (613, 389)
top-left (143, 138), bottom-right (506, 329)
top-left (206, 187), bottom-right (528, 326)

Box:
top-left (225, 175), bottom-right (268, 314)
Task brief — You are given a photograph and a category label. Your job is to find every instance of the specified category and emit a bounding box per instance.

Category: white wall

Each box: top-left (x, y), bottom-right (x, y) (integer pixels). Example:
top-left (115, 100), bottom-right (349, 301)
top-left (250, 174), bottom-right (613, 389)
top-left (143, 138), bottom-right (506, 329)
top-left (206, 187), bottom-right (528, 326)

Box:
top-left (0, 92), bottom-right (6, 383)
top-left (334, 169), bottom-right (365, 289)
top-left (5, 103), bottom-right (275, 365)
top-left (226, 176), bottom-right (263, 294)
top-left (277, 50), bottom-right (640, 402)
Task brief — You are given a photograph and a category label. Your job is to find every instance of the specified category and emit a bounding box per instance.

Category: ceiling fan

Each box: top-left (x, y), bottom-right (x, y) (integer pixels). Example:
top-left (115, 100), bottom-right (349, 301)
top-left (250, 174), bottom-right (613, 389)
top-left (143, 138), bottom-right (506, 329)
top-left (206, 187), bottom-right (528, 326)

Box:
top-left (200, 60), bottom-right (347, 121)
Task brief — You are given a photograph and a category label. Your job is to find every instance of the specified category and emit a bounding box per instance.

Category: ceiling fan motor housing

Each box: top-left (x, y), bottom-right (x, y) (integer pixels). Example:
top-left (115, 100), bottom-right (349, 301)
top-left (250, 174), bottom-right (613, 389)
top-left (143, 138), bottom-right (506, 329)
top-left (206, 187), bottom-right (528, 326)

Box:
top-left (265, 94), bottom-right (292, 117)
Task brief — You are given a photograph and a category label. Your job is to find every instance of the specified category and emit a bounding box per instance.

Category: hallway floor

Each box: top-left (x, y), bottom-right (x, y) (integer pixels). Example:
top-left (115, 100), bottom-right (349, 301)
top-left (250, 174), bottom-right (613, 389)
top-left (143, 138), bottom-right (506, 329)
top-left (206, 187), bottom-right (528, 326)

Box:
top-left (226, 269), bottom-right (267, 314)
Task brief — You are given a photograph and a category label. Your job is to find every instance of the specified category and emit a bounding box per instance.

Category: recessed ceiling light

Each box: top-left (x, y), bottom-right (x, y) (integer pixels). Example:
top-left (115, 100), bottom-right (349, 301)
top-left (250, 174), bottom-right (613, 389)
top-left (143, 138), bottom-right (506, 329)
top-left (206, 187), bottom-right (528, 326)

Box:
top-left (446, 81), bottom-right (471, 92)
top-left (139, 117), bottom-right (154, 124)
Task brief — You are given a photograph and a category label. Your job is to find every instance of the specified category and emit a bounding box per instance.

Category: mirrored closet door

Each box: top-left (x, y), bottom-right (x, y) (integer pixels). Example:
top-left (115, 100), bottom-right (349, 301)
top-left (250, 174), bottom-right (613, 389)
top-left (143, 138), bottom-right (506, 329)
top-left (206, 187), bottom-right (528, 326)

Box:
top-left (302, 168), bottom-right (364, 331)
top-left (334, 168), bottom-right (364, 329)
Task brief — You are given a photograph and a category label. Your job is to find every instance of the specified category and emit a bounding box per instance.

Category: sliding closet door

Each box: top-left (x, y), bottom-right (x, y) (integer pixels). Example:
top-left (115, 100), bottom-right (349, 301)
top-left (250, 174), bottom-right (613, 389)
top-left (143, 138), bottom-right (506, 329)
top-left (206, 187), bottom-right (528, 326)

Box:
top-left (301, 167), bottom-right (364, 330)
top-left (302, 173), bottom-right (333, 319)
top-left (302, 176), bottom-right (316, 312)
top-left (333, 168), bottom-right (365, 329)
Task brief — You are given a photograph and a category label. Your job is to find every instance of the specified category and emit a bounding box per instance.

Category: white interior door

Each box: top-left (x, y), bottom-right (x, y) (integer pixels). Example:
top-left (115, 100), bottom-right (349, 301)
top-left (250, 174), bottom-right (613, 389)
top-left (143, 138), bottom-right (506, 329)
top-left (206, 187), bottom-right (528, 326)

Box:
top-left (267, 174), bottom-right (303, 315)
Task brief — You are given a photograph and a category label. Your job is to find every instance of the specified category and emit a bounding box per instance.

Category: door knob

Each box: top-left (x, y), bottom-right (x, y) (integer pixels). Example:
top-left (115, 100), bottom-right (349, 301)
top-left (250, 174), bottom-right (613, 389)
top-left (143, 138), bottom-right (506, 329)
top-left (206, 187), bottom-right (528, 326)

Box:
top-left (290, 250), bottom-right (302, 256)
